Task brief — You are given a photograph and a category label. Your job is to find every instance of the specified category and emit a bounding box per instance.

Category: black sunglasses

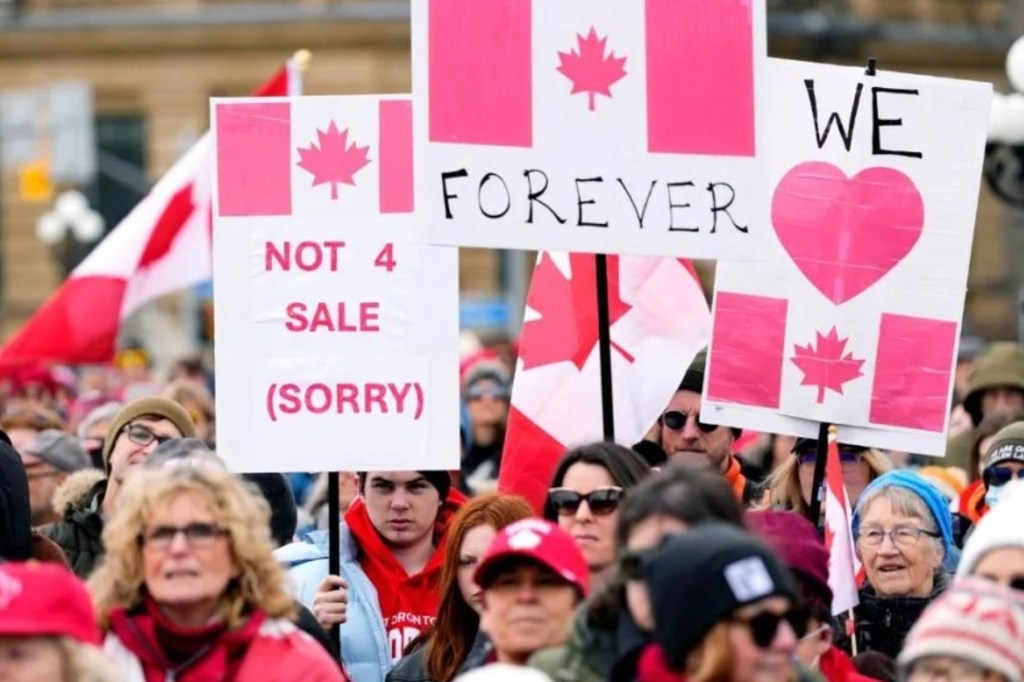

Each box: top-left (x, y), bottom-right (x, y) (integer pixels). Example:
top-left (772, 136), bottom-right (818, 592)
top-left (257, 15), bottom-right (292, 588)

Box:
top-left (984, 467), bottom-right (1024, 488)
top-left (797, 448), bottom-right (863, 465)
top-left (548, 487), bottom-right (624, 516)
top-left (658, 410), bottom-right (719, 434)
top-left (732, 607), bottom-right (809, 648)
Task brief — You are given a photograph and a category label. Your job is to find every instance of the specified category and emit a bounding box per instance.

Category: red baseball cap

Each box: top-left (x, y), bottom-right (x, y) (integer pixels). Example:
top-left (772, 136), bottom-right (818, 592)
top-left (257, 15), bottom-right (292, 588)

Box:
top-left (0, 561), bottom-right (101, 645)
top-left (474, 518), bottom-right (590, 597)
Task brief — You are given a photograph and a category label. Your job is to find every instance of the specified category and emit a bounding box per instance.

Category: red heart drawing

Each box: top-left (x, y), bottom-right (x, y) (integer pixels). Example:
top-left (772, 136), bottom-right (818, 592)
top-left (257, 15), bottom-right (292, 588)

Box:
top-left (772, 162), bottom-right (925, 305)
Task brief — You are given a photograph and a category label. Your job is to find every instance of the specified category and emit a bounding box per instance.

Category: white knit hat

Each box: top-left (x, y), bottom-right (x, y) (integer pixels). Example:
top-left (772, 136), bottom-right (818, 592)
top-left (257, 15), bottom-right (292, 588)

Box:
top-left (957, 480), bottom-right (1024, 578)
top-left (454, 664), bottom-right (552, 682)
top-left (898, 578), bottom-right (1024, 682)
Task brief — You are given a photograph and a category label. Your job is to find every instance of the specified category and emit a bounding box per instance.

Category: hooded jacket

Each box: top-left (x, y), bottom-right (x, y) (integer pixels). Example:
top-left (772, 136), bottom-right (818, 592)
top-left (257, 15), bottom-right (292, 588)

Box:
top-left (280, 490), bottom-right (466, 682)
top-left (37, 468), bottom-right (107, 577)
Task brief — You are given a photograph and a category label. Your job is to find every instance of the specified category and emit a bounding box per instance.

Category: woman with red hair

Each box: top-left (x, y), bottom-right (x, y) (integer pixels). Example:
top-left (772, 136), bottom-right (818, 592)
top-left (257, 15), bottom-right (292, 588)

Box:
top-left (387, 493), bottom-right (535, 682)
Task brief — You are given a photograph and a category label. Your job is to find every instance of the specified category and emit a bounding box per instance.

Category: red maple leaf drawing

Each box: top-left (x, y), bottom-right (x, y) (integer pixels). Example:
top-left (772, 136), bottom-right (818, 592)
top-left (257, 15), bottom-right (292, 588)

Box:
top-left (791, 327), bottom-right (865, 403)
top-left (556, 27), bottom-right (628, 112)
top-left (296, 121), bottom-right (371, 200)
top-left (520, 254), bottom-right (633, 371)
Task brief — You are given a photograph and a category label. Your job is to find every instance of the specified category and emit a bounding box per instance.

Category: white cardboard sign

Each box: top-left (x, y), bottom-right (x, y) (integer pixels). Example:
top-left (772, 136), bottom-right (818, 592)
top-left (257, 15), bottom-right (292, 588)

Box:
top-left (702, 59), bottom-right (992, 455)
top-left (211, 95), bottom-right (459, 472)
top-left (412, 0), bottom-right (770, 258)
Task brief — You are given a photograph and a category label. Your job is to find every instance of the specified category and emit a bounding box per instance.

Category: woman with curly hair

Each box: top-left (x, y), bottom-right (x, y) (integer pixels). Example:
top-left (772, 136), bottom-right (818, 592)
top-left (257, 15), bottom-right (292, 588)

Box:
top-left (89, 463), bottom-right (345, 682)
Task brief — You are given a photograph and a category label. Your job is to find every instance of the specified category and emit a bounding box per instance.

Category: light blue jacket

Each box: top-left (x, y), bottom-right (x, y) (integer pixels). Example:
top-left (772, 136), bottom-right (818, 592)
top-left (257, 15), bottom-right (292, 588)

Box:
top-left (275, 525), bottom-right (392, 682)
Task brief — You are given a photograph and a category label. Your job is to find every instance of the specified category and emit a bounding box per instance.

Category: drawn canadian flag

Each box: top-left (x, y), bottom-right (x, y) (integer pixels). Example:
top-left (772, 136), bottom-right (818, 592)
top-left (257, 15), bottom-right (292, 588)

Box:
top-left (499, 253), bottom-right (710, 511)
top-left (214, 96), bottom-right (412, 219)
top-left (0, 57), bottom-right (304, 367)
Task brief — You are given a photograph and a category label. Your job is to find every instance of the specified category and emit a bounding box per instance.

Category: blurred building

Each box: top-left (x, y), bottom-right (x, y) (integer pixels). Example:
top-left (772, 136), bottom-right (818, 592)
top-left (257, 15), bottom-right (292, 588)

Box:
top-left (0, 0), bottom-right (1021, 352)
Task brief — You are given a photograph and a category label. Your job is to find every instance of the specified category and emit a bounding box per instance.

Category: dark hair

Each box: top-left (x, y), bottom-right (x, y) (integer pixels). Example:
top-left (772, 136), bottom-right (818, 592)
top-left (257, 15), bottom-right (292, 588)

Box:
top-left (242, 473), bottom-right (298, 548)
top-left (615, 460), bottom-right (744, 546)
top-left (587, 461), bottom-right (744, 628)
top-left (543, 442), bottom-right (652, 521)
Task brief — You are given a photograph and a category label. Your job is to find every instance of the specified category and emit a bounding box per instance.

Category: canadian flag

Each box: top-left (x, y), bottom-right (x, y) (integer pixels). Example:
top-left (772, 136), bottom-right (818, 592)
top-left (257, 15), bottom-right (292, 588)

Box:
top-left (824, 426), bottom-right (862, 615)
top-left (0, 56), bottom-right (305, 367)
top-left (498, 253), bottom-right (710, 511)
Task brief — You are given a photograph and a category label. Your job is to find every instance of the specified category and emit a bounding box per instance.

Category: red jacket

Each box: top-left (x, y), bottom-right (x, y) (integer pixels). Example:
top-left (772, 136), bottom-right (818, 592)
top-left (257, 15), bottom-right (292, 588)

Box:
top-left (345, 488), bottom-right (467, 660)
top-left (104, 600), bottom-right (345, 682)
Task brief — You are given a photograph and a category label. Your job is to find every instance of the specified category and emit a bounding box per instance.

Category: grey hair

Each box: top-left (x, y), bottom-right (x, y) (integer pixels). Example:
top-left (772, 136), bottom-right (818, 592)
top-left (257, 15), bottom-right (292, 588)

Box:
top-left (75, 402), bottom-right (123, 440)
top-left (858, 485), bottom-right (945, 561)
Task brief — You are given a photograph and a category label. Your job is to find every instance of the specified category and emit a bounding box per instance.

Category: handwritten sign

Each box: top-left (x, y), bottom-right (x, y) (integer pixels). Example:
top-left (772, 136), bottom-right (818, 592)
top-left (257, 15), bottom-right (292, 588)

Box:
top-left (702, 59), bottom-right (992, 455)
top-left (412, 0), bottom-right (770, 258)
top-left (211, 95), bottom-right (459, 472)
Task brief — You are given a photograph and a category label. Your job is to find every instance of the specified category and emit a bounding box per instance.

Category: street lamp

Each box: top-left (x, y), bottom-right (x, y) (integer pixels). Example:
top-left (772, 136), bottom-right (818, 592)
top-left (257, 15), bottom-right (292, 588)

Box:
top-left (35, 189), bottom-right (104, 277)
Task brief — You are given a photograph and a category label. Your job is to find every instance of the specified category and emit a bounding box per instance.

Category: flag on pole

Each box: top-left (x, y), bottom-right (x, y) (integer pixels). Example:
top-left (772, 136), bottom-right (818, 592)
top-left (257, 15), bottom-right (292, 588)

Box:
top-left (0, 53), bottom-right (308, 368)
top-left (498, 253), bottom-right (710, 512)
top-left (824, 425), bottom-right (861, 615)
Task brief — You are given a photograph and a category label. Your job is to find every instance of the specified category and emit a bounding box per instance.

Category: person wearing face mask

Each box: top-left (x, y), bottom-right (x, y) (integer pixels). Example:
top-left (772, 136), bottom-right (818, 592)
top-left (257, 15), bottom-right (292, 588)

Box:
top-left (975, 422), bottom-right (1024, 513)
top-left (747, 510), bottom-right (876, 682)
top-left (637, 523), bottom-right (807, 682)
top-left (956, 480), bottom-right (1024, 588)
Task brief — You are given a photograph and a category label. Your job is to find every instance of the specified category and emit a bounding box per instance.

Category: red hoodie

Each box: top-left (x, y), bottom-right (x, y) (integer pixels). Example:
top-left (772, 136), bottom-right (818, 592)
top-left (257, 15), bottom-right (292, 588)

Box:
top-left (345, 488), bottom-right (467, 661)
top-left (819, 645), bottom-right (879, 682)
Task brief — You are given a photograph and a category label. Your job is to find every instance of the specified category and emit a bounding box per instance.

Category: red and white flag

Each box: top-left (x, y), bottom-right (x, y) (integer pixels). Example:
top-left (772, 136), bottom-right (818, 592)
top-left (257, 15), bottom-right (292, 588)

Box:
top-left (0, 56), bottom-right (305, 368)
top-left (498, 253), bottom-right (710, 511)
top-left (824, 426), bottom-right (861, 615)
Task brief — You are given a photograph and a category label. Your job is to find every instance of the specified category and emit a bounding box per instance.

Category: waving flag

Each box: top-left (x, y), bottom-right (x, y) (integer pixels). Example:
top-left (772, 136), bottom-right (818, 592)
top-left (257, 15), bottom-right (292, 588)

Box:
top-left (824, 425), bottom-right (861, 615)
top-left (0, 54), bottom-right (307, 367)
top-left (499, 254), bottom-right (710, 512)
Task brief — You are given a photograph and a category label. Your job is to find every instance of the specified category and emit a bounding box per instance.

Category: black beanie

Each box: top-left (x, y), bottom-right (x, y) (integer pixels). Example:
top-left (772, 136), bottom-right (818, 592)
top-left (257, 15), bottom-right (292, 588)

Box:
top-left (358, 471), bottom-right (452, 501)
top-left (678, 348), bottom-right (707, 394)
top-left (643, 522), bottom-right (798, 671)
top-left (242, 473), bottom-right (298, 548)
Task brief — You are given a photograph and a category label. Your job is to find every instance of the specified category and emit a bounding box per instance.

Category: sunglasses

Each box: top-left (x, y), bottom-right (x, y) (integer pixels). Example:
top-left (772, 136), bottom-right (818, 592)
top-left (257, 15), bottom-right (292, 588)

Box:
top-left (465, 384), bottom-right (510, 401)
top-left (122, 423), bottom-right (175, 448)
top-left (658, 410), bottom-right (719, 434)
top-left (984, 467), bottom-right (1024, 488)
top-left (797, 448), bottom-right (863, 465)
top-left (548, 487), bottom-right (625, 516)
top-left (731, 607), bottom-right (809, 648)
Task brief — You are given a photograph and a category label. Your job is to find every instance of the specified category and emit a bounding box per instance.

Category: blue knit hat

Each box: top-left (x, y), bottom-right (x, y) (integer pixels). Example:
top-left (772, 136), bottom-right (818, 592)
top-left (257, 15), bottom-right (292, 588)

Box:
top-left (852, 469), bottom-right (954, 560)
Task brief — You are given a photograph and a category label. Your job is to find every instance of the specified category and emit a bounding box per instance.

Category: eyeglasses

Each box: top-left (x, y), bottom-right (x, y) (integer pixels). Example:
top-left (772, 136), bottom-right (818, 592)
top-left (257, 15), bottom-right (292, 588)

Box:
top-left (122, 423), bottom-right (175, 448)
top-left (658, 410), bottom-right (719, 434)
top-left (983, 466), bottom-right (1024, 488)
top-left (797, 448), bottom-right (863, 465)
top-left (856, 526), bottom-right (939, 549)
top-left (731, 607), bottom-right (809, 648)
top-left (907, 657), bottom-right (988, 682)
top-left (548, 487), bottom-right (625, 516)
top-left (465, 384), bottom-right (510, 401)
top-left (140, 522), bottom-right (227, 549)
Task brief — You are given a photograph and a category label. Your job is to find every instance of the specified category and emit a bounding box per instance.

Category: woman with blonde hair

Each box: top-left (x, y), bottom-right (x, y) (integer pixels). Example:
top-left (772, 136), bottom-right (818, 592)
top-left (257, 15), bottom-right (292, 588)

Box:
top-left (388, 492), bottom-right (535, 682)
top-left (638, 523), bottom-right (806, 682)
top-left (0, 561), bottom-right (119, 682)
top-left (763, 437), bottom-right (891, 520)
top-left (90, 463), bottom-right (344, 681)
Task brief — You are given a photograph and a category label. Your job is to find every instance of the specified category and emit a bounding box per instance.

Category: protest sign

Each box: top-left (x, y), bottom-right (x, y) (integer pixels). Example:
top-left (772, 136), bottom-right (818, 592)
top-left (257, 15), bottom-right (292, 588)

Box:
top-left (211, 95), bottom-right (459, 472)
top-left (412, 0), bottom-right (770, 258)
top-left (702, 59), bottom-right (992, 455)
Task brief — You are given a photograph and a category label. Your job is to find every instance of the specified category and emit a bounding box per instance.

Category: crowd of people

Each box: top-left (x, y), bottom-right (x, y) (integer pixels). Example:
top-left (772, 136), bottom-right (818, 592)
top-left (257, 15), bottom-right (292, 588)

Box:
top-left (2, 337), bottom-right (1024, 682)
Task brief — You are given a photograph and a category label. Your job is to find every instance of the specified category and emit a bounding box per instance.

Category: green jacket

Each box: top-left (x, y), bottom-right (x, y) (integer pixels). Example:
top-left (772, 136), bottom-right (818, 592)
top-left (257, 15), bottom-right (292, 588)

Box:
top-left (529, 603), bottom-right (622, 682)
top-left (37, 470), bottom-right (107, 578)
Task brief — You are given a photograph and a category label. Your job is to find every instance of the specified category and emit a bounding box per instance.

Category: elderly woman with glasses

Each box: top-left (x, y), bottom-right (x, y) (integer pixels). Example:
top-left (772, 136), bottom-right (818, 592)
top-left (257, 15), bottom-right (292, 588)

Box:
top-left (544, 442), bottom-right (651, 591)
top-left (837, 470), bottom-right (955, 660)
top-left (89, 463), bottom-right (345, 681)
top-left (763, 437), bottom-right (892, 521)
